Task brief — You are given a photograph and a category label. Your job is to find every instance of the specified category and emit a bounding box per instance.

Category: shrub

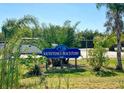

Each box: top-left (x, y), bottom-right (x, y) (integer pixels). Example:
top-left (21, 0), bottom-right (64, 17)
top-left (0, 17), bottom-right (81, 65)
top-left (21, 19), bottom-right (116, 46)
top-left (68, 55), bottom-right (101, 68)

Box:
top-left (88, 36), bottom-right (109, 71)
top-left (20, 55), bottom-right (47, 77)
top-left (88, 47), bottom-right (109, 71)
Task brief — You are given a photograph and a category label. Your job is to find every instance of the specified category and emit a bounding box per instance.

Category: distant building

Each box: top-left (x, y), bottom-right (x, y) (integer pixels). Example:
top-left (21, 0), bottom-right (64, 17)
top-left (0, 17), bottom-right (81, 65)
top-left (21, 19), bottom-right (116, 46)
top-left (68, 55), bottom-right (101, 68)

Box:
top-left (0, 42), bottom-right (42, 54)
top-left (81, 40), bottom-right (94, 48)
top-left (20, 44), bottom-right (42, 54)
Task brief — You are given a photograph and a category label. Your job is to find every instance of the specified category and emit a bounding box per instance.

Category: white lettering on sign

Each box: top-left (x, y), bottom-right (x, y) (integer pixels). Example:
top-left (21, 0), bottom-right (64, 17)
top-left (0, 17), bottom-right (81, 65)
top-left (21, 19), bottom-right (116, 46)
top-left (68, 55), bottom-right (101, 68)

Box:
top-left (43, 51), bottom-right (79, 56)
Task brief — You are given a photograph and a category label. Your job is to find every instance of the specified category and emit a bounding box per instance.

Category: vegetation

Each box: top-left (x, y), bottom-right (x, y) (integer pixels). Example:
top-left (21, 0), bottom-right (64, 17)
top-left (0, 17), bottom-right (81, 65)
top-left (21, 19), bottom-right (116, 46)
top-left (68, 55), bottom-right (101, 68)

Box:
top-left (88, 48), bottom-right (108, 71)
top-left (97, 3), bottom-right (124, 70)
top-left (0, 4), bottom-right (124, 89)
top-left (20, 55), bottom-right (46, 77)
top-left (1, 15), bottom-right (104, 48)
top-left (2, 15), bottom-right (39, 39)
top-left (0, 32), bottom-right (5, 41)
top-left (0, 31), bottom-right (22, 88)
top-left (19, 59), bottom-right (124, 89)
top-left (88, 36), bottom-right (109, 71)
top-left (40, 20), bottom-right (79, 48)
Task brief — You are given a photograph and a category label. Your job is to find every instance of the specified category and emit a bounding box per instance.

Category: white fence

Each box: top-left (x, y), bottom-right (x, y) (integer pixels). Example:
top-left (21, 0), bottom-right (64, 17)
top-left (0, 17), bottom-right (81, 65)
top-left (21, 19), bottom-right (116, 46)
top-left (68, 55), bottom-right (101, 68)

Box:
top-left (79, 48), bottom-right (124, 59)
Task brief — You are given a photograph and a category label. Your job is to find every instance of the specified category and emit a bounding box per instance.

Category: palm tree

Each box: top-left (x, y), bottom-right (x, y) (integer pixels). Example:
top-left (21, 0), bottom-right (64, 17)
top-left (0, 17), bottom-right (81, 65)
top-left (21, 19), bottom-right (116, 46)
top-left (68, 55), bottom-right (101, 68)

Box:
top-left (2, 19), bottom-right (18, 39)
top-left (0, 15), bottom-right (40, 88)
top-left (2, 15), bottom-right (39, 39)
top-left (17, 15), bottom-right (39, 38)
top-left (1, 15), bottom-right (40, 60)
top-left (96, 4), bottom-right (124, 70)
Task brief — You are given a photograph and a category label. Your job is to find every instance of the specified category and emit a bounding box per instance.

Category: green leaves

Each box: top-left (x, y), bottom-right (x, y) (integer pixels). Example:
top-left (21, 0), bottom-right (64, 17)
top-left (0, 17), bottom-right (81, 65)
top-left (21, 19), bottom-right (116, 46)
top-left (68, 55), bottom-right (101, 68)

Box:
top-left (2, 15), bottom-right (40, 39)
top-left (88, 35), bottom-right (110, 71)
top-left (41, 20), bottom-right (79, 48)
top-left (94, 35), bottom-right (116, 48)
top-left (88, 47), bottom-right (109, 71)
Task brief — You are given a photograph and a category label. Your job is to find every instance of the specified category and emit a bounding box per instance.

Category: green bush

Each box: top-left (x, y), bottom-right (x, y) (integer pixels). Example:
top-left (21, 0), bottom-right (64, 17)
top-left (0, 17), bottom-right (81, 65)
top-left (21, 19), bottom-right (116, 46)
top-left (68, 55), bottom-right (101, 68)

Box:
top-left (20, 55), bottom-right (47, 77)
top-left (88, 36), bottom-right (110, 71)
top-left (88, 47), bottom-right (109, 71)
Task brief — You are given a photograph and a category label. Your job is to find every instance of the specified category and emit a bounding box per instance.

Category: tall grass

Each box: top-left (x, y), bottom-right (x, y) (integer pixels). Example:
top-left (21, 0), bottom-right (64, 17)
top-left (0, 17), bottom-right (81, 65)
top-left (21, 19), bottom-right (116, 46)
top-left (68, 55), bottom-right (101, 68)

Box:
top-left (0, 58), bottom-right (19, 88)
top-left (0, 32), bottom-right (22, 89)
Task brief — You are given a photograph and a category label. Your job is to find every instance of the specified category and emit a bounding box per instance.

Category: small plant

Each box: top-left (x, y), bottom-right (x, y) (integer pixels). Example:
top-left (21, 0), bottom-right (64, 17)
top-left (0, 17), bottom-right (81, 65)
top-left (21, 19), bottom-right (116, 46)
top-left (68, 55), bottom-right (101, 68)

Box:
top-left (88, 48), bottom-right (109, 71)
top-left (0, 31), bottom-right (23, 88)
top-left (88, 36), bottom-right (109, 71)
top-left (21, 55), bottom-right (46, 77)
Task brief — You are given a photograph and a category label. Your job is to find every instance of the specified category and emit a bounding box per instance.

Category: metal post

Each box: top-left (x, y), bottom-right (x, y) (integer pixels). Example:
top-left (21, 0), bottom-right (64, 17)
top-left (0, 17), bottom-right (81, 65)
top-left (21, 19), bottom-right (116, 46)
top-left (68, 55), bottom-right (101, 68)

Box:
top-left (46, 59), bottom-right (49, 71)
top-left (86, 39), bottom-right (88, 62)
top-left (60, 59), bottom-right (63, 69)
top-left (46, 62), bottom-right (48, 71)
top-left (75, 58), bottom-right (77, 69)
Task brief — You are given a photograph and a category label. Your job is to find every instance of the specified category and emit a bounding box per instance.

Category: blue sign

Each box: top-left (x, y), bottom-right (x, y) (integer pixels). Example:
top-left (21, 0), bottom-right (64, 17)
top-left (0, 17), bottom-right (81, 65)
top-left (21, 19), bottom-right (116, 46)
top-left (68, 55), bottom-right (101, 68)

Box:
top-left (42, 44), bottom-right (80, 58)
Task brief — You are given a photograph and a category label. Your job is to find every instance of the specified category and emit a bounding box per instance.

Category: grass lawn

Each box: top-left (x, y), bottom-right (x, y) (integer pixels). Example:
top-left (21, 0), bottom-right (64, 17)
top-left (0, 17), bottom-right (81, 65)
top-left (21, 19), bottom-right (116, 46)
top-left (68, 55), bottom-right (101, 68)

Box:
top-left (19, 59), bottom-right (124, 89)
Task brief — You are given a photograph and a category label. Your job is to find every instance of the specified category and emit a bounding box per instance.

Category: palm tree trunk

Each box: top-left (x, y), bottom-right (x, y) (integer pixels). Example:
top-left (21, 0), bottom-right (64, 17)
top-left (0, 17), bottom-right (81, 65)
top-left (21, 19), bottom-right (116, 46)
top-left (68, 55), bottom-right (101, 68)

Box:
top-left (115, 12), bottom-right (123, 70)
top-left (116, 30), bottom-right (122, 70)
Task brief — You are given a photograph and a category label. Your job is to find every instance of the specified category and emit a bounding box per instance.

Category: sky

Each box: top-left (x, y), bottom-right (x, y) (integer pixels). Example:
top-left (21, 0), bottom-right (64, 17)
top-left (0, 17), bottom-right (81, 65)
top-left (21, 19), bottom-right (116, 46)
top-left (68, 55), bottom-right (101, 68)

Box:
top-left (0, 3), bottom-right (107, 32)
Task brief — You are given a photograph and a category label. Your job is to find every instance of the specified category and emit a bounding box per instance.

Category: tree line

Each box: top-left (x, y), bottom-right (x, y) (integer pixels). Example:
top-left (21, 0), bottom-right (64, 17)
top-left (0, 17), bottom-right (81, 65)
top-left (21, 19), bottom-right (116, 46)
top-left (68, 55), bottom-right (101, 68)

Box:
top-left (0, 4), bottom-right (124, 71)
top-left (0, 16), bottom-right (103, 48)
